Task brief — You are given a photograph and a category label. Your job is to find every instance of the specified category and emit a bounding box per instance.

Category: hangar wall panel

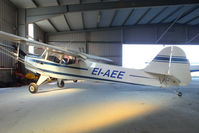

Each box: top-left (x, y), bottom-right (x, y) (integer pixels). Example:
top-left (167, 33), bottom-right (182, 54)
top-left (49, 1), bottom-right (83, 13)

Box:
top-left (123, 24), bottom-right (199, 44)
top-left (0, 0), bottom-right (17, 83)
top-left (48, 24), bottom-right (199, 45)
top-left (48, 30), bottom-right (121, 43)
top-left (48, 32), bottom-right (86, 42)
top-left (34, 24), bottom-right (45, 42)
top-left (123, 26), bottom-right (157, 44)
top-left (18, 9), bottom-right (26, 37)
top-left (188, 26), bottom-right (199, 44)
top-left (88, 43), bottom-right (122, 65)
top-left (33, 24), bottom-right (46, 55)
top-left (87, 30), bottom-right (121, 42)
top-left (156, 25), bottom-right (187, 44)
top-left (49, 42), bottom-right (86, 53)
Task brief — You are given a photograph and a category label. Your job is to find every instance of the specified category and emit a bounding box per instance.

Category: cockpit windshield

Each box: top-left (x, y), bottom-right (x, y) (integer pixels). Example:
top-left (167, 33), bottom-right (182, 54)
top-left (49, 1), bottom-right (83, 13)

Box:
top-left (43, 51), bottom-right (77, 65)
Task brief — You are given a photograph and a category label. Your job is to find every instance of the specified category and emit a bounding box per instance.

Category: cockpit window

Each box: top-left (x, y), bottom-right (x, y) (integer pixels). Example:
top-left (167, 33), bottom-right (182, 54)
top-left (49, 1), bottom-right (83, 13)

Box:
top-left (61, 56), bottom-right (76, 65)
top-left (48, 56), bottom-right (60, 63)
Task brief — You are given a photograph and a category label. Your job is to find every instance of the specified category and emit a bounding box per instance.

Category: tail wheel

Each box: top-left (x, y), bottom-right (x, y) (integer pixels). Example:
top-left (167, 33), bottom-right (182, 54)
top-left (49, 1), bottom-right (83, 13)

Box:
top-left (29, 83), bottom-right (38, 94)
top-left (73, 80), bottom-right (78, 83)
top-left (57, 80), bottom-right (64, 88)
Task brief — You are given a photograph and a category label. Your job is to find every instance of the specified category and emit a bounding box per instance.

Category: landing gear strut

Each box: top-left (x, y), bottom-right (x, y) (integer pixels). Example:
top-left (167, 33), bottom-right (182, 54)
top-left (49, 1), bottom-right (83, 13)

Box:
top-left (29, 83), bottom-right (38, 93)
top-left (57, 80), bottom-right (64, 88)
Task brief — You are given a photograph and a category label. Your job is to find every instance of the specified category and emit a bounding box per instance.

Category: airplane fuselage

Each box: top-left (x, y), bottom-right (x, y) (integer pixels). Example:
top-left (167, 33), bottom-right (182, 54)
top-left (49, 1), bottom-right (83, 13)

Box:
top-left (25, 55), bottom-right (178, 88)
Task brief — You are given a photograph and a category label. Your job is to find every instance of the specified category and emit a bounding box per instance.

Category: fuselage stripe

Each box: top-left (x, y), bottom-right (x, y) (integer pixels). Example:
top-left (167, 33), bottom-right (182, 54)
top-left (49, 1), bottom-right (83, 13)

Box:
top-left (129, 75), bottom-right (155, 79)
top-left (190, 69), bottom-right (199, 72)
top-left (39, 68), bottom-right (144, 86)
top-left (153, 56), bottom-right (189, 64)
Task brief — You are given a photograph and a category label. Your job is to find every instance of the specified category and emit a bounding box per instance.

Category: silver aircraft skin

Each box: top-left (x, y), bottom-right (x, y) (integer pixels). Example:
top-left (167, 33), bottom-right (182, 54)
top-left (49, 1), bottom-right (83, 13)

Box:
top-left (0, 31), bottom-right (191, 96)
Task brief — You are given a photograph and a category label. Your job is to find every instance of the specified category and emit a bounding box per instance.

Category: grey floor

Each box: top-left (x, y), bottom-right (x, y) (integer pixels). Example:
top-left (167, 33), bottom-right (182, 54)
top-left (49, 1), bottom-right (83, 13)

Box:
top-left (0, 78), bottom-right (199, 133)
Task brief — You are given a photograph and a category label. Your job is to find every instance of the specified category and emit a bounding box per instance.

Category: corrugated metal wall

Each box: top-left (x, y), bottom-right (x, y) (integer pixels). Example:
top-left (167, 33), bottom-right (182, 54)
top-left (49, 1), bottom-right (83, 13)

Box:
top-left (33, 24), bottom-right (46, 55)
top-left (88, 43), bottom-right (122, 65)
top-left (34, 24), bottom-right (45, 42)
top-left (0, 0), bottom-right (17, 82)
top-left (48, 30), bottom-right (122, 65)
top-left (49, 42), bottom-right (86, 53)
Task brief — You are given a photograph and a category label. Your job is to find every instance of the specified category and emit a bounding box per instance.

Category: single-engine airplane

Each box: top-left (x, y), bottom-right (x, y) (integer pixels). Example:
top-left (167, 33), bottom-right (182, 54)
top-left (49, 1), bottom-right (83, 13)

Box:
top-left (0, 31), bottom-right (191, 96)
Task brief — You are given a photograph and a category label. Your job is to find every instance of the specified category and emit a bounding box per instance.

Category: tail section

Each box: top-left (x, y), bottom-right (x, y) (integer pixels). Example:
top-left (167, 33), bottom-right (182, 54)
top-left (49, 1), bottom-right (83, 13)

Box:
top-left (145, 46), bottom-right (191, 86)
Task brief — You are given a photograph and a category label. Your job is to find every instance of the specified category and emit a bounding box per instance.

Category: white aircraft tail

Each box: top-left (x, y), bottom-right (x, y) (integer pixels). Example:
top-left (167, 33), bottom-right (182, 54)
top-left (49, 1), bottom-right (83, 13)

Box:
top-left (145, 46), bottom-right (191, 86)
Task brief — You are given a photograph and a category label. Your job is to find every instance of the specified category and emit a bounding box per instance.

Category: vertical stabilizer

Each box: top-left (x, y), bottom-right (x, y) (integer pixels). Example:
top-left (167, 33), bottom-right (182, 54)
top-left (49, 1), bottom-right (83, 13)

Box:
top-left (145, 46), bottom-right (191, 86)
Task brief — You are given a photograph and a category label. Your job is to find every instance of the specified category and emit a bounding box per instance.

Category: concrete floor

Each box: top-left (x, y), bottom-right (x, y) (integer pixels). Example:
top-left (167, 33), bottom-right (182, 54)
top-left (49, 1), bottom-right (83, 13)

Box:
top-left (0, 79), bottom-right (199, 133)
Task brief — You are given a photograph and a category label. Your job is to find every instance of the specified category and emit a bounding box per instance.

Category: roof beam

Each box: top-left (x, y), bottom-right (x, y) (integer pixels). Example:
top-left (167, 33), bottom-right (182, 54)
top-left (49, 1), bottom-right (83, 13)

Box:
top-left (63, 14), bottom-right (71, 31)
top-left (122, 9), bottom-right (134, 26)
top-left (135, 8), bottom-right (151, 25)
top-left (147, 7), bottom-right (168, 24)
top-left (56, 0), bottom-right (61, 6)
top-left (159, 6), bottom-right (183, 23)
top-left (178, 6), bottom-right (199, 22)
top-left (109, 10), bottom-right (117, 27)
top-left (26, 0), bottom-right (199, 23)
top-left (48, 19), bottom-right (59, 32)
top-left (31, 0), bottom-right (39, 7)
top-left (185, 15), bottom-right (199, 24)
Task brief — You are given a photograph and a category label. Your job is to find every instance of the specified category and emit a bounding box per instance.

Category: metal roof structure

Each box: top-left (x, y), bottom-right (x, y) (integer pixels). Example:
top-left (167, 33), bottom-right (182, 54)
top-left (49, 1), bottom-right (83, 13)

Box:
top-left (10, 0), bottom-right (199, 33)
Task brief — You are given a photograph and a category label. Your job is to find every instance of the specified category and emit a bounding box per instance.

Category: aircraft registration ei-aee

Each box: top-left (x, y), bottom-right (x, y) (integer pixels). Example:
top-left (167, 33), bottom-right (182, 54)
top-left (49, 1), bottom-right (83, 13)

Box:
top-left (0, 31), bottom-right (191, 96)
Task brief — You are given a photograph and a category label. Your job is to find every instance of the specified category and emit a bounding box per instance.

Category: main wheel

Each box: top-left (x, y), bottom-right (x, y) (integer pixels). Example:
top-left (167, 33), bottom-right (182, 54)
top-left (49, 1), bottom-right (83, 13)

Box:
top-left (73, 80), bottom-right (78, 83)
top-left (29, 83), bottom-right (38, 94)
top-left (177, 92), bottom-right (182, 97)
top-left (57, 80), bottom-right (64, 88)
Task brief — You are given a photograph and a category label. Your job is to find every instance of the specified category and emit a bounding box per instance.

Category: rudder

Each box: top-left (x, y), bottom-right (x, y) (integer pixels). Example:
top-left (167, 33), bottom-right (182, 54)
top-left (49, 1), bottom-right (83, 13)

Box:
top-left (145, 46), bottom-right (191, 86)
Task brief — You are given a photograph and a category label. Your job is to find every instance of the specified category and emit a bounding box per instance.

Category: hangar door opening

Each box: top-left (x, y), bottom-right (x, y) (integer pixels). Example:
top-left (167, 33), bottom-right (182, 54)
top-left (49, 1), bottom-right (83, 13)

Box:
top-left (122, 44), bottom-right (199, 69)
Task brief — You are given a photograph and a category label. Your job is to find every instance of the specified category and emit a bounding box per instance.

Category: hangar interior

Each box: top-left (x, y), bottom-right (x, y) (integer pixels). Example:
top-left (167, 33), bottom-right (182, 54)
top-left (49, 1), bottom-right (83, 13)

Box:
top-left (0, 0), bottom-right (199, 84)
top-left (0, 0), bottom-right (199, 133)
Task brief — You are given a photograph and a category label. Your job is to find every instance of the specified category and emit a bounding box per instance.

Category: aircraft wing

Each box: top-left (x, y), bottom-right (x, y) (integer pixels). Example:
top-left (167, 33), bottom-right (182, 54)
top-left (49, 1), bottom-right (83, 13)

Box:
top-left (0, 31), bottom-right (112, 62)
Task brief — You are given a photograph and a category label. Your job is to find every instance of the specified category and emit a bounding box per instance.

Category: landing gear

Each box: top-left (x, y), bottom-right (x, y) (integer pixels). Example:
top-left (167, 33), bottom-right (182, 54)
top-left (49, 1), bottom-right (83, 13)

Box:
top-left (28, 75), bottom-right (49, 94)
top-left (57, 80), bottom-right (64, 88)
top-left (177, 91), bottom-right (182, 97)
top-left (29, 83), bottom-right (38, 93)
top-left (73, 80), bottom-right (78, 83)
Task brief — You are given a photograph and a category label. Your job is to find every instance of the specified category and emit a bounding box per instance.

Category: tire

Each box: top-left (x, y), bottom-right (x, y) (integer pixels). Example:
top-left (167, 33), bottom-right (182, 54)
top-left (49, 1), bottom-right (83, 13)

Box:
top-left (73, 80), bottom-right (78, 83)
top-left (29, 83), bottom-right (38, 94)
top-left (178, 92), bottom-right (182, 97)
top-left (57, 80), bottom-right (64, 88)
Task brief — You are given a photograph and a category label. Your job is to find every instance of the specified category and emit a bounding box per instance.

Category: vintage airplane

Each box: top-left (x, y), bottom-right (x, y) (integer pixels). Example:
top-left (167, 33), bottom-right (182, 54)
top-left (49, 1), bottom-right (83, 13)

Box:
top-left (0, 31), bottom-right (191, 96)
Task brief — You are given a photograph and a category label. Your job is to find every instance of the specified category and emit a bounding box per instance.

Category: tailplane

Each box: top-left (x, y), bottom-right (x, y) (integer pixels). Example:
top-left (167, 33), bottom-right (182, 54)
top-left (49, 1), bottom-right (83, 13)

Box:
top-left (145, 46), bottom-right (191, 86)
